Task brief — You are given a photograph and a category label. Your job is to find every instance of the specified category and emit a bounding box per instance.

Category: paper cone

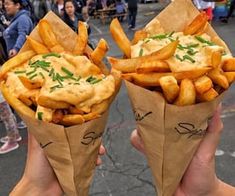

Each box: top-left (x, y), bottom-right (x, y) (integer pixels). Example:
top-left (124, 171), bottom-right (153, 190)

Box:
top-left (124, 0), bottom-right (230, 195)
top-left (5, 12), bottom-right (114, 195)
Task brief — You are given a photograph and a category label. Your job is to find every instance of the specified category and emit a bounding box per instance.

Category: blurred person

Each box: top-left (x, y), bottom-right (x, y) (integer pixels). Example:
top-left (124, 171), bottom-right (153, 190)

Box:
top-left (3, 0), bottom-right (33, 58)
top-left (220, 0), bottom-right (235, 23)
top-left (131, 105), bottom-right (235, 195)
top-left (52, 0), bottom-right (64, 16)
top-left (127, 0), bottom-right (138, 30)
top-left (115, 0), bottom-right (126, 22)
top-left (10, 133), bottom-right (105, 195)
top-left (86, 0), bottom-right (96, 16)
top-left (107, 0), bottom-right (115, 8)
top-left (0, 93), bottom-right (21, 154)
top-left (193, 0), bottom-right (215, 22)
top-left (75, 0), bottom-right (85, 13)
top-left (31, 0), bottom-right (52, 22)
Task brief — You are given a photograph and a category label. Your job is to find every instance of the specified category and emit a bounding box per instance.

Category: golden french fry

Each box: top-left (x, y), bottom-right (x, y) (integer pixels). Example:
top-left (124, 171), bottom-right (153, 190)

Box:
top-left (208, 68), bottom-right (229, 89)
top-left (110, 18), bottom-right (131, 58)
top-left (61, 114), bottom-right (85, 126)
top-left (132, 29), bottom-right (148, 45)
top-left (52, 109), bottom-right (64, 124)
top-left (183, 12), bottom-right (208, 35)
top-left (0, 82), bottom-right (35, 118)
top-left (91, 99), bottom-right (110, 114)
top-left (18, 76), bottom-right (42, 89)
top-left (222, 58), bottom-right (235, 71)
top-left (224, 72), bottom-right (235, 84)
top-left (197, 88), bottom-right (219, 102)
top-left (18, 94), bottom-right (33, 106)
top-left (27, 36), bottom-right (50, 54)
top-left (83, 112), bottom-right (100, 121)
top-left (121, 73), bottom-right (134, 82)
top-left (150, 40), bottom-right (179, 60)
top-left (0, 50), bottom-right (35, 80)
top-left (73, 21), bottom-right (88, 55)
top-left (69, 106), bottom-right (84, 115)
top-left (174, 79), bottom-right (196, 106)
top-left (50, 44), bottom-right (65, 53)
top-left (91, 38), bottom-right (109, 65)
top-left (211, 51), bottom-right (222, 68)
top-left (38, 95), bottom-right (70, 109)
top-left (194, 22), bottom-right (208, 36)
top-left (108, 41), bottom-right (179, 73)
top-left (159, 76), bottom-right (180, 103)
top-left (194, 75), bottom-right (213, 94)
top-left (136, 60), bottom-right (170, 73)
top-left (129, 68), bottom-right (211, 86)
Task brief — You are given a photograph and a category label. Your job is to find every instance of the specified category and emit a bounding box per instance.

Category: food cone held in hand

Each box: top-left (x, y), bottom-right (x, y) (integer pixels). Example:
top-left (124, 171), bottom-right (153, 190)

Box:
top-left (109, 0), bottom-right (235, 195)
top-left (0, 12), bottom-right (121, 196)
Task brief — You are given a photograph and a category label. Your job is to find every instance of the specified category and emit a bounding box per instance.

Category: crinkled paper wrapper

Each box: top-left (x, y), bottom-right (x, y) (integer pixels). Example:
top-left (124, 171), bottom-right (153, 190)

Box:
top-left (17, 12), bottom-right (110, 196)
top-left (125, 0), bottom-right (230, 195)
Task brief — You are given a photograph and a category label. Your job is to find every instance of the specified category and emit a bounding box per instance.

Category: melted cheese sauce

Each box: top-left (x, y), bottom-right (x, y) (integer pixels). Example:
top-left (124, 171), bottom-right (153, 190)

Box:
top-left (6, 53), bottom-right (115, 120)
top-left (131, 32), bottom-right (232, 72)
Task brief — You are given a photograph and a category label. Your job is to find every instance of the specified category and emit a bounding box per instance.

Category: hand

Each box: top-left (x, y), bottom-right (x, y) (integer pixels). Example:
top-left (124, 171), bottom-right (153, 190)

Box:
top-left (11, 133), bottom-right (106, 196)
top-left (131, 105), bottom-right (225, 196)
top-left (8, 49), bottom-right (18, 58)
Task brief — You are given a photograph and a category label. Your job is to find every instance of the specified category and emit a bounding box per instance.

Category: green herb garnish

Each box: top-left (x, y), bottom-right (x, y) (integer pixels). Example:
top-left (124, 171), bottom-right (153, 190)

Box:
top-left (50, 84), bottom-right (63, 92)
top-left (187, 50), bottom-right (198, 56)
top-left (175, 54), bottom-right (183, 61)
top-left (14, 70), bottom-right (26, 74)
top-left (42, 53), bottom-right (61, 59)
top-left (183, 55), bottom-right (196, 63)
top-left (49, 68), bottom-right (54, 77)
top-left (61, 67), bottom-right (73, 77)
top-left (151, 34), bottom-right (168, 40)
top-left (139, 48), bottom-right (144, 57)
top-left (144, 39), bottom-right (151, 43)
top-left (90, 78), bottom-right (102, 84)
top-left (39, 72), bottom-right (45, 79)
top-left (168, 31), bottom-right (175, 37)
top-left (86, 76), bottom-right (96, 83)
top-left (29, 73), bottom-right (38, 80)
top-left (195, 36), bottom-right (214, 46)
top-left (26, 68), bottom-right (37, 76)
top-left (37, 112), bottom-right (43, 120)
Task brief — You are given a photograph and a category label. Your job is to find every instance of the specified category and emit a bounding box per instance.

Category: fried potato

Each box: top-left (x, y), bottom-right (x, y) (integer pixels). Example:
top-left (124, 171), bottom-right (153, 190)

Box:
top-left (27, 36), bottom-right (50, 54)
top-left (38, 95), bottom-right (70, 109)
top-left (132, 30), bottom-right (148, 45)
top-left (52, 109), bottom-right (64, 124)
top-left (73, 21), bottom-right (88, 55)
top-left (208, 68), bottom-right (229, 89)
top-left (184, 12), bottom-right (208, 35)
top-left (197, 88), bottom-right (219, 102)
top-left (222, 58), bottom-right (235, 71)
top-left (110, 18), bottom-right (131, 58)
top-left (18, 76), bottom-right (42, 89)
top-left (159, 76), bottom-right (180, 103)
top-left (224, 72), bottom-right (235, 84)
top-left (128, 68), bottom-right (210, 86)
top-left (69, 106), bottom-right (84, 115)
top-left (211, 51), bottom-right (222, 68)
top-left (1, 82), bottom-right (35, 118)
top-left (136, 60), bottom-right (170, 73)
top-left (91, 38), bottom-right (109, 65)
top-left (194, 75), bottom-right (213, 94)
top-left (83, 112), bottom-right (101, 121)
top-left (61, 114), bottom-right (85, 126)
top-left (18, 94), bottom-right (33, 106)
top-left (0, 50), bottom-right (35, 80)
top-left (174, 79), bottom-right (196, 106)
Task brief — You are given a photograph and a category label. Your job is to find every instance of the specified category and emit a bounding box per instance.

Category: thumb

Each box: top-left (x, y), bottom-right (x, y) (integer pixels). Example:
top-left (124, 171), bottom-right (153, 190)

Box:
top-left (195, 104), bottom-right (223, 161)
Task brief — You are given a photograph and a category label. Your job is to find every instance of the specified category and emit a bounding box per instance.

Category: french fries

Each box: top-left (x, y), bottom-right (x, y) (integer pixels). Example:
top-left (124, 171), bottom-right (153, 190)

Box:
top-left (110, 12), bottom-right (235, 106)
top-left (0, 18), bottom-right (120, 126)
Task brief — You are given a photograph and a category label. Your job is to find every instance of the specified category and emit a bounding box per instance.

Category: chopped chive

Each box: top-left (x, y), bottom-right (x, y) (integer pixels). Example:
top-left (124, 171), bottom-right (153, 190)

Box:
top-left (86, 76), bottom-right (96, 82)
top-left (188, 43), bottom-right (199, 48)
top-left (37, 112), bottom-right (43, 120)
top-left (42, 53), bottom-right (61, 59)
top-left (187, 50), bottom-right (198, 56)
top-left (73, 82), bottom-right (80, 85)
top-left (144, 39), bottom-right (151, 43)
top-left (139, 48), bottom-right (144, 57)
top-left (183, 55), bottom-right (196, 63)
top-left (195, 36), bottom-right (214, 46)
top-left (61, 67), bottom-right (73, 77)
top-left (50, 84), bottom-right (63, 92)
top-left (175, 54), bottom-right (183, 61)
top-left (37, 60), bottom-right (51, 67)
top-left (52, 73), bottom-right (57, 81)
top-left (29, 73), bottom-right (37, 80)
top-left (40, 66), bottom-right (50, 72)
top-left (14, 70), bottom-right (26, 74)
top-left (77, 76), bottom-right (81, 81)
top-left (177, 44), bottom-right (186, 50)
top-left (168, 31), bottom-right (175, 37)
top-left (39, 72), bottom-right (45, 79)
top-left (56, 73), bottom-right (64, 82)
top-left (151, 34), bottom-right (167, 40)
top-left (90, 79), bottom-right (102, 84)
top-left (49, 68), bottom-right (54, 77)
top-left (26, 68), bottom-right (37, 76)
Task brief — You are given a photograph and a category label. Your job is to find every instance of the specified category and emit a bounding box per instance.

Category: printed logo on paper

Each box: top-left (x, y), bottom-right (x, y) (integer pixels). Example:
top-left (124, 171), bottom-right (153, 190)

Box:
top-left (175, 122), bottom-right (206, 138)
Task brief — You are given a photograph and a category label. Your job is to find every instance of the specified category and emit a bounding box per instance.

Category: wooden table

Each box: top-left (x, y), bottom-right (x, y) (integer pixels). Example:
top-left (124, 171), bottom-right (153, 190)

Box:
top-left (96, 8), bottom-right (116, 24)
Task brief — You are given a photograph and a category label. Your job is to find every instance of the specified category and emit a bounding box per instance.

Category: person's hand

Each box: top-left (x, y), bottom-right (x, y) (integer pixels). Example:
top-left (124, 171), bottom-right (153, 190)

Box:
top-left (8, 49), bottom-right (18, 58)
top-left (131, 105), bottom-right (223, 196)
top-left (11, 133), bottom-right (106, 196)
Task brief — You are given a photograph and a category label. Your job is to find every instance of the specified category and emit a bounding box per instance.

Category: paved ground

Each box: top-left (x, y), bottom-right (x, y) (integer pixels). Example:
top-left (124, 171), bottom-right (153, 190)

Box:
top-left (1, 2), bottom-right (235, 196)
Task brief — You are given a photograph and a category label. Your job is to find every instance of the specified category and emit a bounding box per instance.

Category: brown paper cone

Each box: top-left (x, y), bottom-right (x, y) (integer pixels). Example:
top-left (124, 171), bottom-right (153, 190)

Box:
top-left (8, 11), bottom-right (112, 196)
top-left (125, 0), bottom-right (231, 195)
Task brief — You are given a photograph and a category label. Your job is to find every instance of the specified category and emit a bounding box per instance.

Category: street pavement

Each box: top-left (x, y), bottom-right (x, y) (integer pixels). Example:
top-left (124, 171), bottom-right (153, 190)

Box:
top-left (1, 2), bottom-right (235, 196)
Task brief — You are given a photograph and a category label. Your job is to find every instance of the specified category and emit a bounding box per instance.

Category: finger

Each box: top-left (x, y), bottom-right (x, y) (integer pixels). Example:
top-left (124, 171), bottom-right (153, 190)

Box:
top-left (195, 104), bottom-right (223, 161)
top-left (130, 129), bottom-right (146, 155)
top-left (98, 144), bottom-right (106, 155)
top-left (96, 156), bottom-right (102, 166)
